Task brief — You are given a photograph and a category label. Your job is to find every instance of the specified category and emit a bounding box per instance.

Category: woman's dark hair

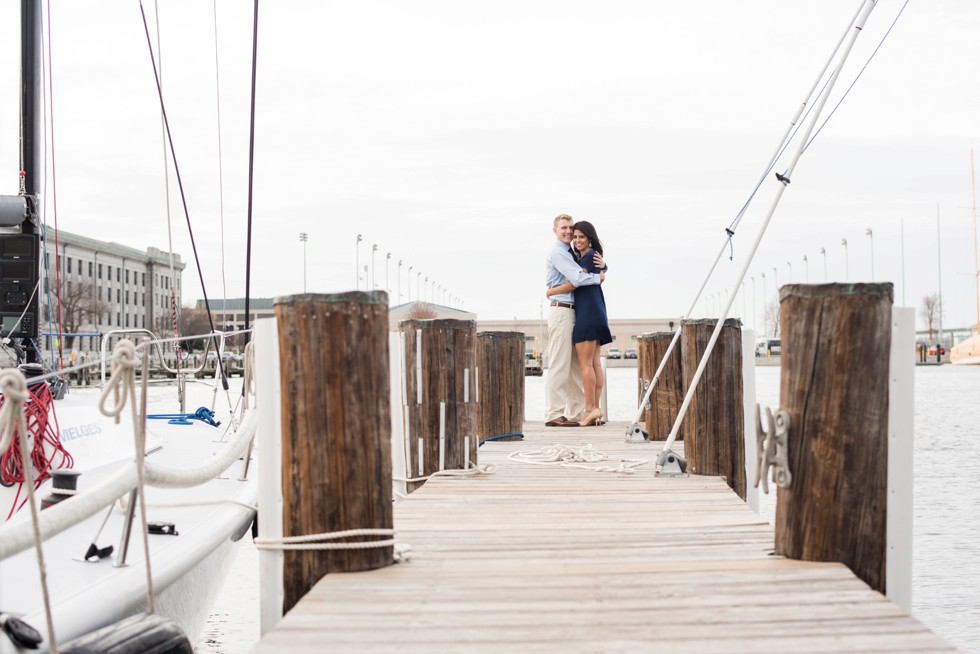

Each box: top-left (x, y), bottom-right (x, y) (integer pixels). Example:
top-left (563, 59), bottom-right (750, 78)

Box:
top-left (572, 220), bottom-right (603, 256)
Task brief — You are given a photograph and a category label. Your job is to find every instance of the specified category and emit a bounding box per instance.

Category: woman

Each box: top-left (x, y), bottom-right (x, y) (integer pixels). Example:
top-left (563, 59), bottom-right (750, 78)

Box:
top-left (546, 220), bottom-right (612, 426)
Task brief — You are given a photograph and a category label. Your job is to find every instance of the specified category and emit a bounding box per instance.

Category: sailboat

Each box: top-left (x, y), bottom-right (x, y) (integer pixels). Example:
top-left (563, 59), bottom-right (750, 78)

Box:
top-left (0, 1), bottom-right (259, 651)
top-left (951, 149), bottom-right (980, 365)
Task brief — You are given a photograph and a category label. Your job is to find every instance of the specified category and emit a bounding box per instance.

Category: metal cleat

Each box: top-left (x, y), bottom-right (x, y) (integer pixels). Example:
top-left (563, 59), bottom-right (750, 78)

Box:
top-left (754, 405), bottom-right (792, 494)
top-left (655, 448), bottom-right (687, 476)
top-left (625, 423), bottom-right (649, 443)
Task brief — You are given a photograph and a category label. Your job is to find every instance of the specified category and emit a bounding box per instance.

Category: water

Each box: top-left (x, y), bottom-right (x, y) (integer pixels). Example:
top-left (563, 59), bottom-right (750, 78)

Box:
top-left (198, 365), bottom-right (980, 652)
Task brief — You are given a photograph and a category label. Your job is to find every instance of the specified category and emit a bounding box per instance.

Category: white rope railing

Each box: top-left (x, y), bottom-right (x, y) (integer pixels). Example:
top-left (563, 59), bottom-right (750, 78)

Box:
top-left (254, 528), bottom-right (411, 562)
top-left (0, 409), bottom-right (257, 561)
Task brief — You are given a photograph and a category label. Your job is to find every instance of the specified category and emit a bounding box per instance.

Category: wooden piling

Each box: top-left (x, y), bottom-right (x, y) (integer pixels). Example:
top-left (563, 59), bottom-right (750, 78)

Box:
top-left (636, 331), bottom-right (685, 440)
top-left (400, 319), bottom-right (477, 492)
top-left (775, 283), bottom-right (893, 594)
top-left (680, 318), bottom-right (745, 498)
top-left (476, 331), bottom-right (525, 444)
top-left (275, 291), bottom-right (393, 612)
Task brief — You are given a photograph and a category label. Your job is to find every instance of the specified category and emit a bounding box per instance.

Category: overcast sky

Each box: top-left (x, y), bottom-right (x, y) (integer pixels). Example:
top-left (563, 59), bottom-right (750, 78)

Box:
top-left (1, 1), bottom-right (978, 333)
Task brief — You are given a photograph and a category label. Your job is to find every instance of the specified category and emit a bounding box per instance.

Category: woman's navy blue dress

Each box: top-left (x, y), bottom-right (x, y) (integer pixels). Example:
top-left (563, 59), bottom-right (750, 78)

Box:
top-left (572, 251), bottom-right (612, 345)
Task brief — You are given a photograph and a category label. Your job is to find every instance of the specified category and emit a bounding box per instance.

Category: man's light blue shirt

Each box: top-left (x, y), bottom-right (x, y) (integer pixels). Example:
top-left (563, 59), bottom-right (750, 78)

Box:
top-left (545, 239), bottom-right (600, 304)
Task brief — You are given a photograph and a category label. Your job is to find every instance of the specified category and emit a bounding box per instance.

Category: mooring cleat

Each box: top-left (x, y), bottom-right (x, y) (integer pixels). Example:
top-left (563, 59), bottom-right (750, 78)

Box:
top-left (625, 423), bottom-right (649, 443)
top-left (655, 448), bottom-right (688, 476)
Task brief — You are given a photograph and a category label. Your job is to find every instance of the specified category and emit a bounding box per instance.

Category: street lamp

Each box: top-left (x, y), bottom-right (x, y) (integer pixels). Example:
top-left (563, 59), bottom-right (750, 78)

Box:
top-left (424, 276), bottom-right (429, 302)
top-left (865, 227), bottom-right (874, 279)
top-left (802, 255), bottom-right (809, 283)
top-left (299, 232), bottom-right (308, 293)
top-left (355, 234), bottom-right (362, 289)
top-left (787, 261), bottom-right (792, 283)
top-left (772, 267), bottom-right (779, 298)
top-left (385, 252), bottom-right (392, 296)
top-left (760, 272), bottom-right (767, 336)
top-left (371, 244), bottom-right (378, 289)
top-left (416, 272), bottom-right (422, 301)
top-left (841, 238), bottom-right (849, 280)
top-left (819, 247), bottom-right (827, 281)
top-left (398, 260), bottom-right (403, 303)
top-left (408, 266), bottom-right (414, 302)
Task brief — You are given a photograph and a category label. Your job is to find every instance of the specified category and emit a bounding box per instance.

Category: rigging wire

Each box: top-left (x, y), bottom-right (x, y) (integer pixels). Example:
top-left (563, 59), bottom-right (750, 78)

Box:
top-left (41, 0), bottom-right (65, 372)
top-left (153, 0), bottom-right (183, 380)
top-left (137, 0), bottom-right (228, 390)
top-left (803, 0), bottom-right (911, 154)
top-left (243, 0), bottom-right (260, 347)
top-left (213, 0), bottom-right (229, 335)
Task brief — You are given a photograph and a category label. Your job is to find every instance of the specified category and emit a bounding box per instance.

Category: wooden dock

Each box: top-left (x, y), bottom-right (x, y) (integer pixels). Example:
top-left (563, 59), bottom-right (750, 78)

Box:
top-left (251, 421), bottom-right (953, 653)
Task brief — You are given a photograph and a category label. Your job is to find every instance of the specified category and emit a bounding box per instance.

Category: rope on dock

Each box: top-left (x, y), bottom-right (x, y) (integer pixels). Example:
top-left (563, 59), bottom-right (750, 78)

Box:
top-left (254, 528), bottom-right (412, 562)
top-left (507, 444), bottom-right (647, 474)
top-left (393, 462), bottom-right (497, 484)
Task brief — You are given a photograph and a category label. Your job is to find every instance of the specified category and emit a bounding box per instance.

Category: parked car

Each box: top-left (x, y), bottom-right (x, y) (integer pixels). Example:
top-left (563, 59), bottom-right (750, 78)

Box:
top-left (928, 345), bottom-right (946, 356)
top-left (624, 348), bottom-right (638, 359)
top-left (607, 348), bottom-right (622, 359)
top-left (755, 338), bottom-right (781, 357)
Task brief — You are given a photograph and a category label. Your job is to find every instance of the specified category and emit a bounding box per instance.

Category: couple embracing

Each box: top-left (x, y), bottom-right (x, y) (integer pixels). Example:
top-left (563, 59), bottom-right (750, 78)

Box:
top-left (543, 213), bottom-right (612, 428)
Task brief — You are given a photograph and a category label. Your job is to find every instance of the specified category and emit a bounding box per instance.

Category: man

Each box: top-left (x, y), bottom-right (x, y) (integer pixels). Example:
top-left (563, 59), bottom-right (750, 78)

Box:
top-left (544, 214), bottom-right (604, 427)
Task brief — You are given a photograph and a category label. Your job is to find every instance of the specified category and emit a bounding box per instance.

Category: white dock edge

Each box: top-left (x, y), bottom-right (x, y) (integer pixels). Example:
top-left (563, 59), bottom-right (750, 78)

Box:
top-left (741, 328), bottom-right (759, 514)
top-left (389, 332), bottom-right (408, 498)
top-left (255, 317), bottom-right (285, 634)
top-left (887, 306), bottom-right (914, 611)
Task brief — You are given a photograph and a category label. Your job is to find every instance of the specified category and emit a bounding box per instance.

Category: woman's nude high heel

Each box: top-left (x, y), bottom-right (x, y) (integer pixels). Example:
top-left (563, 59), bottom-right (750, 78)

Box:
top-left (579, 408), bottom-right (603, 427)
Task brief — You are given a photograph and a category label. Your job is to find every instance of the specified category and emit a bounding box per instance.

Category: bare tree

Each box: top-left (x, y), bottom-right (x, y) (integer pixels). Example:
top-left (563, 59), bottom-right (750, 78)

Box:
top-left (764, 298), bottom-right (781, 338)
top-left (408, 302), bottom-right (438, 320)
top-left (920, 294), bottom-right (939, 341)
top-left (59, 280), bottom-right (109, 350)
top-left (179, 307), bottom-right (214, 352)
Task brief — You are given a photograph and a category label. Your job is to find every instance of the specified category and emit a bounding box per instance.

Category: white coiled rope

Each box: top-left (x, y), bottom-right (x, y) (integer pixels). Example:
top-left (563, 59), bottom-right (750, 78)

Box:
top-left (392, 462), bottom-right (497, 484)
top-left (508, 444), bottom-right (647, 474)
top-left (0, 369), bottom-right (59, 653)
top-left (254, 528), bottom-right (411, 562)
top-left (241, 340), bottom-right (256, 410)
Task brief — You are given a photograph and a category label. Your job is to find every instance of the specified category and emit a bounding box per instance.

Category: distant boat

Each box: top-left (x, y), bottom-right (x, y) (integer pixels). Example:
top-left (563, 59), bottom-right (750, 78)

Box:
top-left (951, 149), bottom-right (979, 366)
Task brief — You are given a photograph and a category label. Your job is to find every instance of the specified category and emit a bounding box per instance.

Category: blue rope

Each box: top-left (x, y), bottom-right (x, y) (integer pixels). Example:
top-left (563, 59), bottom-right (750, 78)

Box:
top-left (147, 406), bottom-right (220, 427)
top-left (479, 433), bottom-right (524, 447)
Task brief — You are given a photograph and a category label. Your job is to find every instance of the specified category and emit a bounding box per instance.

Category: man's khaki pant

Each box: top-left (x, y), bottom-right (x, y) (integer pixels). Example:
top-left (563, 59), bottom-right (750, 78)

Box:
top-left (545, 305), bottom-right (584, 422)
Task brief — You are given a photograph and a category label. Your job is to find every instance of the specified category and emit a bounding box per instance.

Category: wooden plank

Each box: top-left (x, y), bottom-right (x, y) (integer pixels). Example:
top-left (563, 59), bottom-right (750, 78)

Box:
top-left (251, 420), bottom-right (951, 653)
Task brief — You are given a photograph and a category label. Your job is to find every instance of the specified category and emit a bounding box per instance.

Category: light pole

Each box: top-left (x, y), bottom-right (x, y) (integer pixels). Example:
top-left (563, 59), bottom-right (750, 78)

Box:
top-left (772, 267), bottom-right (779, 298)
top-left (841, 238), bottom-right (849, 280)
top-left (355, 234), bottom-right (362, 289)
top-left (424, 276), bottom-right (429, 302)
top-left (820, 247), bottom-right (827, 281)
top-left (865, 227), bottom-right (874, 280)
top-left (385, 252), bottom-right (391, 296)
top-left (371, 244), bottom-right (378, 289)
top-left (416, 272), bottom-right (422, 301)
top-left (398, 260), bottom-right (403, 303)
top-left (299, 232), bottom-right (308, 292)
top-left (408, 266), bottom-right (414, 302)
top-left (760, 272), bottom-right (767, 336)
top-left (787, 261), bottom-right (792, 283)
top-left (802, 255), bottom-right (809, 283)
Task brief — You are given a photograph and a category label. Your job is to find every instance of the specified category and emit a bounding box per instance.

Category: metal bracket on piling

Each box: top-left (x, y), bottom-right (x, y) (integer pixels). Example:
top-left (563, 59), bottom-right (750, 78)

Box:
top-left (753, 405), bottom-right (792, 494)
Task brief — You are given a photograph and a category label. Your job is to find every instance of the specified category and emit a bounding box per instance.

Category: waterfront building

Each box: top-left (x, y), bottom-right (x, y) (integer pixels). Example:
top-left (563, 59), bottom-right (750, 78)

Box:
top-left (40, 228), bottom-right (185, 353)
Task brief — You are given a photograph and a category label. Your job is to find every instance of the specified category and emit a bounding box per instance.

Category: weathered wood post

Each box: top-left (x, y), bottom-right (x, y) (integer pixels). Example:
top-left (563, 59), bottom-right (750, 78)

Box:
top-left (476, 331), bottom-right (525, 443)
top-left (400, 319), bottom-right (477, 492)
top-left (636, 331), bottom-right (685, 440)
top-left (275, 291), bottom-right (393, 612)
top-left (680, 318), bottom-right (745, 498)
top-left (775, 283), bottom-right (892, 594)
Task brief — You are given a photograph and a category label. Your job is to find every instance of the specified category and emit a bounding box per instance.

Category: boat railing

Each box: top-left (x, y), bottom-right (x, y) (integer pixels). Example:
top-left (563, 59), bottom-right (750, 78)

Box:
top-left (99, 329), bottom-right (215, 385)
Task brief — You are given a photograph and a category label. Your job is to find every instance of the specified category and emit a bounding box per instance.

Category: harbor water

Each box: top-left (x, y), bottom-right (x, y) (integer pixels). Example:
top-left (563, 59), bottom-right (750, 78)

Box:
top-left (197, 365), bottom-right (979, 653)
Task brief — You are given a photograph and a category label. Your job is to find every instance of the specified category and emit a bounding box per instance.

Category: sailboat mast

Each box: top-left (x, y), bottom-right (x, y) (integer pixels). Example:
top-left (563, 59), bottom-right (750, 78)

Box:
top-left (971, 149), bottom-right (979, 334)
top-left (20, 0), bottom-right (42, 215)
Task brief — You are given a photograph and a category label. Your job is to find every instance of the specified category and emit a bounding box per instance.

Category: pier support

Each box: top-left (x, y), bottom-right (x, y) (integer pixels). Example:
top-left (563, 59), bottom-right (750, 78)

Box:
top-left (636, 331), bottom-right (684, 440)
top-left (680, 318), bottom-right (745, 498)
top-left (775, 283), bottom-right (892, 594)
top-left (400, 319), bottom-right (477, 491)
top-left (476, 331), bottom-right (525, 444)
top-left (275, 292), bottom-right (393, 612)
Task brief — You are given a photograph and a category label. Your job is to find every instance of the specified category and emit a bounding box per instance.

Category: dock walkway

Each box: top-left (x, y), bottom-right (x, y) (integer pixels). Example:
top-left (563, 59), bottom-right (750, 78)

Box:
top-left (252, 421), bottom-right (953, 653)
